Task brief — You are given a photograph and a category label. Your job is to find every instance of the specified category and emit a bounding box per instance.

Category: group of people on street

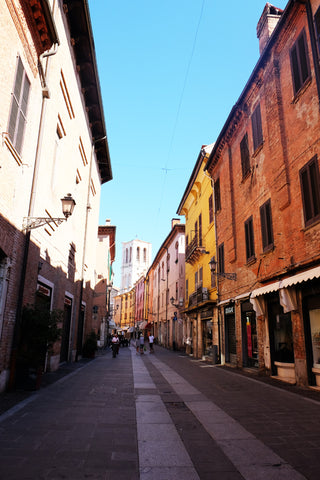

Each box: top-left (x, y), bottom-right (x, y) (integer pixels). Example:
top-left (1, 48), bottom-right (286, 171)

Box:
top-left (111, 332), bottom-right (155, 357)
top-left (136, 332), bottom-right (154, 355)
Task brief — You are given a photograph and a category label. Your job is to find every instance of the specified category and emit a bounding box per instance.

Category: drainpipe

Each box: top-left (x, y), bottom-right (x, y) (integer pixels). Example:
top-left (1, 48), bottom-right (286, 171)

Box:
top-left (8, 41), bottom-right (59, 389)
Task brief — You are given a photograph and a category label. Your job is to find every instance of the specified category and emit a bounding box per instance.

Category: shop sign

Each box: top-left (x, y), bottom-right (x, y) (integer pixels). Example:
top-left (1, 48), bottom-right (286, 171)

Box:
top-left (225, 305), bottom-right (234, 315)
top-left (201, 308), bottom-right (213, 319)
top-left (37, 283), bottom-right (50, 297)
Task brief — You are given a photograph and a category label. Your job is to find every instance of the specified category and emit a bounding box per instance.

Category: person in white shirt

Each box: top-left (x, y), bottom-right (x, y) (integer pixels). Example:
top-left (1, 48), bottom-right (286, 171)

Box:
top-left (139, 334), bottom-right (145, 354)
top-left (148, 334), bottom-right (154, 353)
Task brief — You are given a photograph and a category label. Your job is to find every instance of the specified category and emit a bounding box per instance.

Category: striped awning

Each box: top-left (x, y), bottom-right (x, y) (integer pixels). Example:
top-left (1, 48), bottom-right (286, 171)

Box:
top-left (250, 266), bottom-right (320, 299)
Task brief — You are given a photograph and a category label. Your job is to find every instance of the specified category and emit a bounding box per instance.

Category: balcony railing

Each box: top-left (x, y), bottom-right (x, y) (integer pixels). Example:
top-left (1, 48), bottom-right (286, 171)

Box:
top-left (188, 286), bottom-right (209, 308)
top-left (185, 235), bottom-right (207, 264)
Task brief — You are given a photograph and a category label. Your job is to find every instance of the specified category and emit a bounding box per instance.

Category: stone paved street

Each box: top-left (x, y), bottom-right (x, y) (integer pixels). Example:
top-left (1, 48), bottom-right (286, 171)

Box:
top-left (1, 346), bottom-right (320, 479)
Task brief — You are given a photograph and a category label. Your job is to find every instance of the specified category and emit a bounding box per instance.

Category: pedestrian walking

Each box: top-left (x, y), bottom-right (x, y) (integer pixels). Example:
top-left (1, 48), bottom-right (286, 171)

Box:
top-left (111, 334), bottom-right (119, 357)
top-left (139, 334), bottom-right (145, 354)
top-left (148, 333), bottom-right (154, 353)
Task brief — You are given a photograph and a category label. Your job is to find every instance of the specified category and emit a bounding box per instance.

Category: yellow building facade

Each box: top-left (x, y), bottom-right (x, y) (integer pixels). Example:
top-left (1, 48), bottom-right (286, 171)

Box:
top-left (177, 145), bottom-right (218, 360)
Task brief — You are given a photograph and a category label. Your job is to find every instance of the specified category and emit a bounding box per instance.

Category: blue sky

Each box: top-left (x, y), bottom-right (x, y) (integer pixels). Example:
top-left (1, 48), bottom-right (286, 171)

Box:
top-left (88, 0), bottom-right (289, 287)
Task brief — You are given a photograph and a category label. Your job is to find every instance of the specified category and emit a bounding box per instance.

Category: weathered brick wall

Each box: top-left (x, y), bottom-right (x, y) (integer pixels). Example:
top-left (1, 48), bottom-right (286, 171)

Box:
top-left (207, 2), bottom-right (320, 378)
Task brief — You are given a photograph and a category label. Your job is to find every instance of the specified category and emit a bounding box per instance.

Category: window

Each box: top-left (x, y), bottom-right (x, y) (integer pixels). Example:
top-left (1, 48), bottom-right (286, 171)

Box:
top-left (214, 178), bottom-right (221, 212)
top-left (209, 194), bottom-right (213, 223)
top-left (240, 133), bottom-right (250, 178)
top-left (315, 7), bottom-right (320, 57)
top-left (175, 241), bottom-right (179, 263)
top-left (244, 216), bottom-right (255, 261)
top-left (137, 247), bottom-right (140, 261)
top-left (8, 57), bottom-right (31, 154)
top-left (198, 214), bottom-right (202, 246)
top-left (300, 156), bottom-right (320, 226)
top-left (251, 104), bottom-right (263, 152)
top-left (167, 253), bottom-right (170, 272)
top-left (218, 243), bottom-right (225, 275)
top-left (60, 70), bottom-right (75, 119)
top-left (143, 248), bottom-right (147, 263)
top-left (260, 199), bottom-right (274, 251)
top-left (199, 267), bottom-right (203, 286)
top-left (290, 29), bottom-right (311, 96)
top-left (186, 279), bottom-right (189, 300)
top-left (195, 271), bottom-right (198, 288)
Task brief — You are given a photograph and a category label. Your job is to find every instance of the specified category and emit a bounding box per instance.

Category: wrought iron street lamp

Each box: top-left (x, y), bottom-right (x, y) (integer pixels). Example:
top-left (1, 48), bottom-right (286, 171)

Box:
top-left (23, 193), bottom-right (76, 231)
top-left (209, 256), bottom-right (237, 281)
top-left (170, 296), bottom-right (183, 308)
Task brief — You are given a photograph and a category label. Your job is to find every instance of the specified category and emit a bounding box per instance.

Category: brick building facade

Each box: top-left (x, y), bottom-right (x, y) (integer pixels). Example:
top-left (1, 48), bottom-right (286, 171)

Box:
top-left (0, 1), bottom-right (112, 391)
top-left (146, 219), bottom-right (185, 350)
top-left (205, 0), bottom-right (320, 386)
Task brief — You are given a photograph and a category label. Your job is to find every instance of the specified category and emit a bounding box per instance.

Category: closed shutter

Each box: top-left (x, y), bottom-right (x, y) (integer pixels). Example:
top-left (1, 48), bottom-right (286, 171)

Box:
top-left (8, 57), bottom-right (30, 154)
top-left (240, 133), bottom-right (250, 178)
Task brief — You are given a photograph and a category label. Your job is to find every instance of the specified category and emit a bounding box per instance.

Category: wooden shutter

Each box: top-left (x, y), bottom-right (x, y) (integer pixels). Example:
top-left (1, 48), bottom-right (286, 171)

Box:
top-left (252, 104), bottom-right (263, 152)
top-left (260, 200), bottom-right (273, 251)
top-left (240, 134), bottom-right (250, 178)
top-left (315, 7), bottom-right (320, 56)
top-left (209, 194), bottom-right (213, 223)
top-left (290, 30), bottom-right (310, 95)
top-left (218, 244), bottom-right (225, 274)
top-left (245, 216), bottom-right (255, 261)
top-left (214, 178), bottom-right (221, 211)
top-left (300, 156), bottom-right (320, 225)
top-left (8, 57), bottom-right (30, 154)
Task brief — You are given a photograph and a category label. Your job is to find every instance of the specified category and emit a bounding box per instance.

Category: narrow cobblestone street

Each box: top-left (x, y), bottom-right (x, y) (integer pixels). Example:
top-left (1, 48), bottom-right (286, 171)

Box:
top-left (1, 346), bottom-right (320, 479)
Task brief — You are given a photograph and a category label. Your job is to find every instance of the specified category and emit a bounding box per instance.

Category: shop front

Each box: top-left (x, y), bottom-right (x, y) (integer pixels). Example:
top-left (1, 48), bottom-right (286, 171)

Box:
top-left (224, 304), bottom-right (236, 364)
top-left (201, 307), bottom-right (214, 360)
top-left (302, 279), bottom-right (320, 387)
top-left (241, 300), bottom-right (258, 368)
top-left (267, 294), bottom-right (294, 381)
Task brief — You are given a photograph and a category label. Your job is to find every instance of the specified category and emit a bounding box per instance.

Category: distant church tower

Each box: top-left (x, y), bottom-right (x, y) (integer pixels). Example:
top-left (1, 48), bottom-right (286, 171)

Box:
top-left (120, 239), bottom-right (152, 293)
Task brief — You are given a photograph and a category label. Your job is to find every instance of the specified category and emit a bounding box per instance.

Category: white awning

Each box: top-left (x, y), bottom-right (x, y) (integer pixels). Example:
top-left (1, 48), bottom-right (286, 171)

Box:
top-left (250, 266), bottom-right (320, 301)
top-left (138, 320), bottom-right (147, 329)
top-left (250, 281), bottom-right (280, 299)
top-left (280, 266), bottom-right (320, 289)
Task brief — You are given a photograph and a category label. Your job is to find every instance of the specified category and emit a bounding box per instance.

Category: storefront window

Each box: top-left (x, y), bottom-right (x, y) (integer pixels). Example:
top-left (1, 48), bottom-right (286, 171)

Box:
top-left (245, 311), bottom-right (258, 367)
top-left (310, 308), bottom-right (320, 366)
top-left (202, 320), bottom-right (213, 356)
top-left (273, 313), bottom-right (294, 363)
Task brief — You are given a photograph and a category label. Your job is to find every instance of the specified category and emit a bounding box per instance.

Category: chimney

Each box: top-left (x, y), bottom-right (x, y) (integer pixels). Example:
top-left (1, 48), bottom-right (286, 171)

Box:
top-left (257, 3), bottom-right (283, 55)
top-left (105, 219), bottom-right (111, 226)
top-left (171, 218), bottom-right (180, 229)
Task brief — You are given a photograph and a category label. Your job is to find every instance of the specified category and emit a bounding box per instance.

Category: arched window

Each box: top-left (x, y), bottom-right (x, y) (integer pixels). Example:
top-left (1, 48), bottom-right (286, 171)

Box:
top-left (125, 248), bottom-right (128, 263)
top-left (143, 248), bottom-right (147, 263)
top-left (137, 247), bottom-right (140, 261)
